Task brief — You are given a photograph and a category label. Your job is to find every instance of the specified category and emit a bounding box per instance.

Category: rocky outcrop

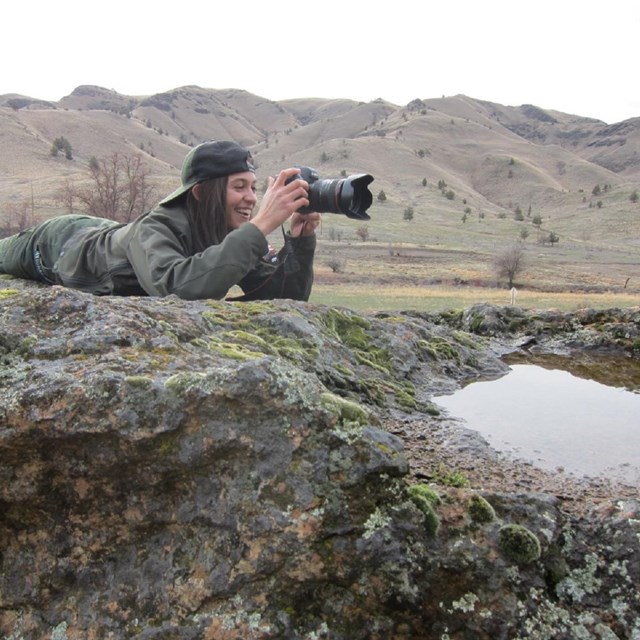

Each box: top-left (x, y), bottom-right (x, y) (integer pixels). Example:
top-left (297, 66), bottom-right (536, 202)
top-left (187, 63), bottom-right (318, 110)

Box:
top-left (1, 279), bottom-right (639, 639)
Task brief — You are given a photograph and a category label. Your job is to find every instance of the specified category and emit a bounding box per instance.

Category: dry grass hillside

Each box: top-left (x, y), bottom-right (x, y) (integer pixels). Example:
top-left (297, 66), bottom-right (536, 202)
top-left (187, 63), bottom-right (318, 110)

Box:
top-left (1, 85), bottom-right (638, 308)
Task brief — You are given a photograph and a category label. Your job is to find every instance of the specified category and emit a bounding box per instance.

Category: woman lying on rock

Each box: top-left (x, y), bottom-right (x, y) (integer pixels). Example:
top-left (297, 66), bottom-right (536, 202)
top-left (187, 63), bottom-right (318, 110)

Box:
top-left (0, 140), bottom-right (320, 301)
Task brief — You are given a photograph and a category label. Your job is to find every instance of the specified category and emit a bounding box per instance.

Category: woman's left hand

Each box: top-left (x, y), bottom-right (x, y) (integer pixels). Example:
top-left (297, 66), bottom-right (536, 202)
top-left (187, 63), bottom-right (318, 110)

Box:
top-left (289, 211), bottom-right (321, 237)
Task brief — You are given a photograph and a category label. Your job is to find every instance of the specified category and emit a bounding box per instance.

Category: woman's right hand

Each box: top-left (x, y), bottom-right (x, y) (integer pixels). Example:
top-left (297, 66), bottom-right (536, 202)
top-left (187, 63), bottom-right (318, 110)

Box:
top-left (250, 168), bottom-right (310, 237)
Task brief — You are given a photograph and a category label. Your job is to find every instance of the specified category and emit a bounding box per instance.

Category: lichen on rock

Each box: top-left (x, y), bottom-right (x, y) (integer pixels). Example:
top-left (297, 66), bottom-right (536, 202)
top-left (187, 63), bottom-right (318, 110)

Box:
top-left (0, 280), bottom-right (639, 639)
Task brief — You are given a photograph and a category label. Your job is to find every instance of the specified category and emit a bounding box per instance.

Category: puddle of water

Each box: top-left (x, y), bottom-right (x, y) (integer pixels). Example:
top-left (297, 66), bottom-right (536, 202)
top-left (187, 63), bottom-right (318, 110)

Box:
top-left (432, 354), bottom-right (640, 484)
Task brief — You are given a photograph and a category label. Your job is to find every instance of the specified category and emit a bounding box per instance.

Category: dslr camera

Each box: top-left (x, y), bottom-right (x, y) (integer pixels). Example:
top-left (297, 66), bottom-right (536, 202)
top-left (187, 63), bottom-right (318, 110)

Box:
top-left (288, 166), bottom-right (374, 220)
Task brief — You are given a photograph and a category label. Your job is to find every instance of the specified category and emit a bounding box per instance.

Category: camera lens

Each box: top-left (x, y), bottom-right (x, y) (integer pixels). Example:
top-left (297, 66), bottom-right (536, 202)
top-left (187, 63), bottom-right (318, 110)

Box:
top-left (308, 174), bottom-right (373, 220)
top-left (287, 166), bottom-right (374, 219)
top-left (307, 179), bottom-right (341, 214)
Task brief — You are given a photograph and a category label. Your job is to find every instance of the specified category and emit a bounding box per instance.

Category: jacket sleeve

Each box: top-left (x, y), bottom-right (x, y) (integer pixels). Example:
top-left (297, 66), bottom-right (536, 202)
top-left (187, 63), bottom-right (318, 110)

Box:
top-left (235, 233), bottom-right (316, 302)
top-left (127, 214), bottom-right (269, 300)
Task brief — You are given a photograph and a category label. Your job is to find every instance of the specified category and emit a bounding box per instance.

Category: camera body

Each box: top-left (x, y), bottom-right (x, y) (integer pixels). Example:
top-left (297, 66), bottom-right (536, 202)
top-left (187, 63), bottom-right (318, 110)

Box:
top-left (289, 166), bottom-right (374, 220)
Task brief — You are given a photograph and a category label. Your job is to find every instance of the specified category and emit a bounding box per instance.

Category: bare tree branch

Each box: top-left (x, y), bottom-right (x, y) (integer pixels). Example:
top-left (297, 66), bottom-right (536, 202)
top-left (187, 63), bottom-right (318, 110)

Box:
top-left (494, 243), bottom-right (526, 288)
top-left (59, 153), bottom-right (159, 223)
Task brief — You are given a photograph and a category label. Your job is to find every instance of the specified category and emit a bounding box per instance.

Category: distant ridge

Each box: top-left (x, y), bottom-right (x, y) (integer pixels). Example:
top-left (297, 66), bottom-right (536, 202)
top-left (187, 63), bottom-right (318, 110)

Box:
top-left (1, 85), bottom-right (638, 250)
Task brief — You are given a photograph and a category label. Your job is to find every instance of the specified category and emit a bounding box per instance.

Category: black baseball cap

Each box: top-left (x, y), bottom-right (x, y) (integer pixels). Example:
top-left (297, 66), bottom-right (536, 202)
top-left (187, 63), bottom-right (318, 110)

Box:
top-left (159, 140), bottom-right (255, 205)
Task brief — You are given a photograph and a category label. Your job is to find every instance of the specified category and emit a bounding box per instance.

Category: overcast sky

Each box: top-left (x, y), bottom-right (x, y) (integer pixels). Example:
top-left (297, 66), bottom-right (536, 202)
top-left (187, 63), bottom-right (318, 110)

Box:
top-left (3, 0), bottom-right (638, 124)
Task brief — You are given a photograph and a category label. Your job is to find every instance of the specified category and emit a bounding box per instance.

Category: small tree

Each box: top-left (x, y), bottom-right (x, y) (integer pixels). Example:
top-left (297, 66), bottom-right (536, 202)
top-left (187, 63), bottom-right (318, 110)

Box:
top-left (56, 179), bottom-right (77, 214)
top-left (356, 225), bottom-right (369, 242)
top-left (377, 190), bottom-right (387, 202)
top-left (494, 244), bottom-right (526, 288)
top-left (0, 200), bottom-right (39, 237)
top-left (403, 206), bottom-right (414, 221)
top-left (630, 190), bottom-right (639, 204)
top-left (325, 257), bottom-right (346, 273)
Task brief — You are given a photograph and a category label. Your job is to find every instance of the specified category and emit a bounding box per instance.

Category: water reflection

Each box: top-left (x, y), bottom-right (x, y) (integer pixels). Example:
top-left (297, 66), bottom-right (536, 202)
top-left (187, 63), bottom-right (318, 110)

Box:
top-left (432, 354), bottom-right (640, 484)
top-left (503, 352), bottom-right (640, 394)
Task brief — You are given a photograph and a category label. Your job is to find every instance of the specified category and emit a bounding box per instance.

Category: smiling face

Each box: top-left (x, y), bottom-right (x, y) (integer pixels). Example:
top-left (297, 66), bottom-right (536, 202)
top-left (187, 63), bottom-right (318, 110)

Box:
top-left (225, 171), bottom-right (257, 230)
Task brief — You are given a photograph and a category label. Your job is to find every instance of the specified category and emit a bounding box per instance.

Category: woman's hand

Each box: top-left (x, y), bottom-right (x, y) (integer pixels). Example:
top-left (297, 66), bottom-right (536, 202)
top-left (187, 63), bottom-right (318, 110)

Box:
top-left (250, 168), bottom-right (310, 237)
top-left (289, 211), bottom-right (321, 237)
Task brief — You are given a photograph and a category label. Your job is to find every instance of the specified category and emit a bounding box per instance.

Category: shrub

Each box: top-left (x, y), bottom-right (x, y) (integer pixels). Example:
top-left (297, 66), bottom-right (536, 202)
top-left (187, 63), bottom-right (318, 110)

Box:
top-left (50, 136), bottom-right (73, 160)
top-left (325, 258), bottom-right (346, 273)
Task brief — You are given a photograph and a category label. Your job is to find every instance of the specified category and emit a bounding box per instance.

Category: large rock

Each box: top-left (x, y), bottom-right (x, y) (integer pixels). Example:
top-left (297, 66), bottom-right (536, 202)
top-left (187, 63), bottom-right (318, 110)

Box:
top-left (0, 280), bottom-right (639, 639)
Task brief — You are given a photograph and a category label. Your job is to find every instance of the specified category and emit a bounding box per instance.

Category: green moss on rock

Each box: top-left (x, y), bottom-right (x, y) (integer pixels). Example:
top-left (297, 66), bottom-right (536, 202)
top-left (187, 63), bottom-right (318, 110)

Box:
top-left (253, 329), bottom-right (320, 362)
top-left (498, 524), bottom-right (541, 565)
top-left (353, 348), bottom-right (391, 373)
top-left (201, 309), bottom-right (232, 327)
top-left (124, 375), bottom-right (153, 388)
top-left (451, 330), bottom-right (479, 349)
top-left (321, 392), bottom-right (369, 427)
top-left (407, 483), bottom-right (441, 507)
top-left (418, 337), bottom-right (461, 362)
top-left (164, 372), bottom-right (207, 395)
top-left (333, 363), bottom-right (354, 378)
top-left (207, 338), bottom-right (264, 360)
top-left (189, 337), bottom-right (209, 349)
top-left (319, 308), bottom-right (394, 373)
top-left (223, 329), bottom-right (271, 347)
top-left (407, 489), bottom-right (440, 536)
top-left (322, 308), bottom-right (371, 349)
top-left (467, 494), bottom-right (496, 523)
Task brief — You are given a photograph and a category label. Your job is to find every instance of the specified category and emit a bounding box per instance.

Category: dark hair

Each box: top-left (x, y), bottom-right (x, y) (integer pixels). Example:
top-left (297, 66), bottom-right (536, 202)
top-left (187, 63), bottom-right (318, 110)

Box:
top-left (184, 176), bottom-right (228, 253)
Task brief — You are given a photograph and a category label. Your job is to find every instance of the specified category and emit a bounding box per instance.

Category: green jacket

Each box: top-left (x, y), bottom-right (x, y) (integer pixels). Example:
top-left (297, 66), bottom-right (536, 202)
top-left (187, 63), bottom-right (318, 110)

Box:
top-left (52, 204), bottom-right (316, 301)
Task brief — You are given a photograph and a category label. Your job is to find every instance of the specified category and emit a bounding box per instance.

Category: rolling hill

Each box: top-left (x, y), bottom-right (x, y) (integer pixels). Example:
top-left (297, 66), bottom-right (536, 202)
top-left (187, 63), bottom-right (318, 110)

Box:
top-left (1, 85), bottom-right (638, 298)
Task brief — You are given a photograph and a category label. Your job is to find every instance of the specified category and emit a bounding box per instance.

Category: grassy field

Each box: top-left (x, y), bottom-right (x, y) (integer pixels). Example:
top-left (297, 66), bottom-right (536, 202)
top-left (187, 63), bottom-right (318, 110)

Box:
top-left (307, 232), bottom-right (640, 313)
top-left (309, 283), bottom-right (639, 314)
